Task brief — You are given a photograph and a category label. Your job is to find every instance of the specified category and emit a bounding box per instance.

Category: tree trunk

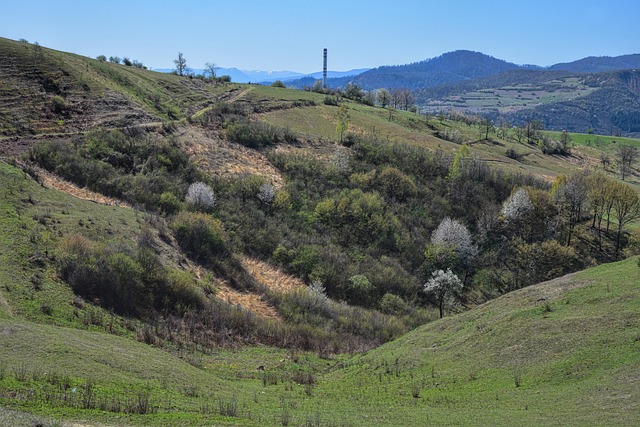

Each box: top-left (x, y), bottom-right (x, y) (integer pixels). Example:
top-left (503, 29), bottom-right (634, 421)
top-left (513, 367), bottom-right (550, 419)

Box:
top-left (616, 221), bottom-right (623, 254)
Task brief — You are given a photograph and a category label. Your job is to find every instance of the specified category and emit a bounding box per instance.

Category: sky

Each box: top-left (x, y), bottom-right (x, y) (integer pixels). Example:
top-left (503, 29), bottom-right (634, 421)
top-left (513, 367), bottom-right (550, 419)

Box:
top-left (2, 0), bottom-right (640, 73)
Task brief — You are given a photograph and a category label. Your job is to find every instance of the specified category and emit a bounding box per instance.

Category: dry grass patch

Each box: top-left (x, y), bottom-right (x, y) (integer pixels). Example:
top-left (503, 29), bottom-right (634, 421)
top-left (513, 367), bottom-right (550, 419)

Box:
top-left (240, 256), bottom-right (304, 293)
top-left (216, 284), bottom-right (280, 320)
top-left (177, 126), bottom-right (284, 188)
top-left (34, 164), bottom-right (131, 207)
top-left (189, 262), bottom-right (281, 320)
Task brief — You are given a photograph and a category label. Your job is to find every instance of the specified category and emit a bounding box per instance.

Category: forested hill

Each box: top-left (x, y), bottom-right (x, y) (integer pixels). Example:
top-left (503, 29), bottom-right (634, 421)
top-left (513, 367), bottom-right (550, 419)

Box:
top-left (286, 50), bottom-right (523, 90)
top-left (504, 69), bottom-right (640, 134)
top-left (549, 53), bottom-right (640, 73)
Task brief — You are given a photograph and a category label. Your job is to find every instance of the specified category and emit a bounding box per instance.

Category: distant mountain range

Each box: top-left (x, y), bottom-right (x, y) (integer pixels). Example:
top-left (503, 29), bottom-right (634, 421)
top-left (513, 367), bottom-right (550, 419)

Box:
top-left (285, 50), bottom-right (527, 90)
top-left (152, 67), bottom-right (370, 84)
top-left (286, 50), bottom-right (640, 91)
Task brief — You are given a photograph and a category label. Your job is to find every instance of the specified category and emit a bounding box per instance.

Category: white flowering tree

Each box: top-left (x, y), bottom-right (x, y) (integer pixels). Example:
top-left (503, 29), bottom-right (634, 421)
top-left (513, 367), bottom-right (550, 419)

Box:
top-left (431, 217), bottom-right (477, 264)
top-left (501, 188), bottom-right (532, 221)
top-left (257, 183), bottom-right (276, 205)
top-left (424, 268), bottom-right (463, 318)
top-left (185, 182), bottom-right (216, 212)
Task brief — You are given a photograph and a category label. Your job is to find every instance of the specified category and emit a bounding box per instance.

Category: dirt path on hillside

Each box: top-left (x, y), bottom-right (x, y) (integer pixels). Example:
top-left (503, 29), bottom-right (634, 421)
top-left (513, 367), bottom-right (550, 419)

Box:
top-left (216, 285), bottom-right (281, 320)
top-left (33, 165), bottom-right (131, 208)
top-left (187, 257), bottom-right (305, 321)
top-left (226, 87), bottom-right (253, 103)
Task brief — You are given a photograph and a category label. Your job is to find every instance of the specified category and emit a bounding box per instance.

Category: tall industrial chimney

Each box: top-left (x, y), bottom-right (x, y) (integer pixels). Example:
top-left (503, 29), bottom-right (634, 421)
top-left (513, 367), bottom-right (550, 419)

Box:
top-left (323, 48), bottom-right (327, 88)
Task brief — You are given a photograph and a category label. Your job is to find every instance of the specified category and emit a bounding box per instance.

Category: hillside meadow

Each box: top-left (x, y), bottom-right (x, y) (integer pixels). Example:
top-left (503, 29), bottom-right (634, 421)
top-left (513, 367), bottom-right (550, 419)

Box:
top-left (1, 37), bottom-right (640, 426)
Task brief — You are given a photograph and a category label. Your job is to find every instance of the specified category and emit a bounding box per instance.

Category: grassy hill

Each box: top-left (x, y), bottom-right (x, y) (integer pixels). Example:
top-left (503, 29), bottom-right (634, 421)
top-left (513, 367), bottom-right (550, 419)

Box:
top-left (1, 37), bottom-right (640, 426)
top-left (311, 257), bottom-right (640, 426)
top-left (0, 36), bottom-right (232, 137)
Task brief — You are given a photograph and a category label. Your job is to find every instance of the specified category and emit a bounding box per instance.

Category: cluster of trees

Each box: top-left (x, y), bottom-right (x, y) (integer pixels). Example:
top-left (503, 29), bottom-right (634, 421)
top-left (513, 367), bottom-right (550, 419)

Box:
top-left (447, 112), bottom-right (639, 179)
top-left (170, 52), bottom-right (231, 83)
top-left (617, 144), bottom-right (639, 180)
top-left (209, 119), bottom-right (610, 317)
top-left (308, 82), bottom-right (416, 111)
top-left (470, 117), bottom-right (566, 153)
top-left (375, 87), bottom-right (415, 111)
top-left (552, 172), bottom-right (640, 252)
top-left (96, 55), bottom-right (145, 69)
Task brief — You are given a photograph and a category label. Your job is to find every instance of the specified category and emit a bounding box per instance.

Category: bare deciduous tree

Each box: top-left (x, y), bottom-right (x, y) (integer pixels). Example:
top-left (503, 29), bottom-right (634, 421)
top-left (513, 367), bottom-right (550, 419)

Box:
top-left (336, 104), bottom-right (350, 143)
top-left (611, 182), bottom-right (640, 253)
top-left (617, 144), bottom-right (638, 180)
top-left (174, 52), bottom-right (188, 76)
top-left (553, 173), bottom-right (588, 246)
top-left (398, 88), bottom-right (414, 111)
top-left (204, 62), bottom-right (217, 79)
top-left (377, 89), bottom-right (390, 108)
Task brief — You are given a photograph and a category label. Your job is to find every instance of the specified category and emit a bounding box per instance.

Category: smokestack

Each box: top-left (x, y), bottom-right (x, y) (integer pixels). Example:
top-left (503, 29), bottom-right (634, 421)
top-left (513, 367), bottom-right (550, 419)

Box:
top-left (323, 48), bottom-right (327, 88)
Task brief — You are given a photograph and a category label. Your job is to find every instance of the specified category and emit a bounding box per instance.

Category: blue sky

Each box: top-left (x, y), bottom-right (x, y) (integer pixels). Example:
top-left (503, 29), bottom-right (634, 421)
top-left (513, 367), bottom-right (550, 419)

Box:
top-left (2, 0), bottom-right (639, 73)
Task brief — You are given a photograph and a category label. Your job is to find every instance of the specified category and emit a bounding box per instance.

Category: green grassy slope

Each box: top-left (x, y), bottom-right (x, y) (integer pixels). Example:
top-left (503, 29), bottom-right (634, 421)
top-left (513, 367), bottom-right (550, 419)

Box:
top-left (310, 257), bottom-right (640, 426)
top-left (0, 160), bottom-right (145, 326)
top-left (0, 37), bottom-right (226, 136)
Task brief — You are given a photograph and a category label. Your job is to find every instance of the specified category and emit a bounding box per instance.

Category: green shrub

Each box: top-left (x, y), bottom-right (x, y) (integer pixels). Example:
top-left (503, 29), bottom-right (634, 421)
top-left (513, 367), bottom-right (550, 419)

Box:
top-left (171, 212), bottom-right (226, 263)
top-left (348, 275), bottom-right (374, 306)
top-left (50, 95), bottom-right (67, 114)
top-left (224, 118), bottom-right (274, 147)
top-left (163, 269), bottom-right (206, 312)
top-left (159, 191), bottom-right (182, 215)
top-left (323, 96), bottom-right (339, 106)
top-left (376, 166), bottom-right (417, 201)
top-left (58, 236), bottom-right (149, 315)
top-left (289, 245), bottom-right (321, 281)
top-left (379, 293), bottom-right (410, 315)
top-left (224, 118), bottom-right (283, 148)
